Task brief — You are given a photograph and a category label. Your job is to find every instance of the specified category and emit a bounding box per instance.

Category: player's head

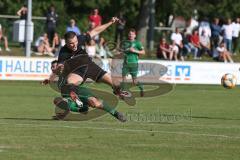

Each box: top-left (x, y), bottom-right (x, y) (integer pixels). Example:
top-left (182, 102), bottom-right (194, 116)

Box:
top-left (51, 60), bottom-right (58, 73)
top-left (128, 28), bottom-right (136, 41)
top-left (64, 31), bottom-right (78, 51)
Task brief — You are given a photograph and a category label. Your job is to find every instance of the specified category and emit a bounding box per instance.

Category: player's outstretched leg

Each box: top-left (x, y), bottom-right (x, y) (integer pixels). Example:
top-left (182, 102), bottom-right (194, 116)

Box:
top-left (136, 81), bottom-right (144, 97)
top-left (99, 73), bottom-right (132, 99)
top-left (88, 97), bottom-right (127, 122)
top-left (112, 85), bottom-right (132, 99)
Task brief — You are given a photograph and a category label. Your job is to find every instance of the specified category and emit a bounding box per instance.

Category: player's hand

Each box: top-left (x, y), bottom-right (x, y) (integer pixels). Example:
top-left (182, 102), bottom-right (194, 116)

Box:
top-left (56, 64), bottom-right (64, 74)
top-left (41, 79), bottom-right (49, 85)
top-left (111, 17), bottom-right (120, 24)
top-left (129, 47), bottom-right (137, 53)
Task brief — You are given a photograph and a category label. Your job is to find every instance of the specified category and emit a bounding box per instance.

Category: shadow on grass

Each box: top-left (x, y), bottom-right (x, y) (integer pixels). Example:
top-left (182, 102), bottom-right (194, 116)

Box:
top-left (192, 116), bottom-right (240, 121)
top-left (0, 117), bottom-right (54, 121)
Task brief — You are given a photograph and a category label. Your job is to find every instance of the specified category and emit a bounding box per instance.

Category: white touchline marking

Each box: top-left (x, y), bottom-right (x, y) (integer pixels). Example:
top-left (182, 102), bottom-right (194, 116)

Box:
top-left (0, 122), bottom-right (239, 139)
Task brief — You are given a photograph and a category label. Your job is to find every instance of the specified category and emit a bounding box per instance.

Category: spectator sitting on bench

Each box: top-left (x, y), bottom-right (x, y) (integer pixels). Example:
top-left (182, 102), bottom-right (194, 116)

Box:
top-left (0, 24), bottom-right (11, 52)
top-left (34, 33), bottom-right (54, 57)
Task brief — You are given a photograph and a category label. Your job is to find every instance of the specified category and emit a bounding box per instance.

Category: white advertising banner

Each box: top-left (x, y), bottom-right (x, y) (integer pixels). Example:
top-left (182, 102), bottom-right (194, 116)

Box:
top-left (0, 57), bottom-right (54, 80)
top-left (0, 56), bottom-right (239, 85)
top-left (101, 59), bottom-right (240, 85)
top-left (140, 60), bottom-right (240, 84)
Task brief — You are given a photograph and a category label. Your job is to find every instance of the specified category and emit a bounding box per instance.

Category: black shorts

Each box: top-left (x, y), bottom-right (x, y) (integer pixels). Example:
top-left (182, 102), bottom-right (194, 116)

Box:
top-left (72, 61), bottom-right (107, 82)
top-left (62, 55), bottom-right (106, 82)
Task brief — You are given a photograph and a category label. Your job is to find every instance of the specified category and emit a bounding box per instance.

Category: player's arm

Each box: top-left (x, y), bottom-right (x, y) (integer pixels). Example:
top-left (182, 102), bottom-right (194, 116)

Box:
top-left (88, 17), bottom-right (119, 38)
top-left (55, 48), bottom-right (66, 75)
top-left (129, 48), bottom-right (145, 55)
top-left (41, 73), bottom-right (57, 85)
top-left (129, 42), bottom-right (145, 55)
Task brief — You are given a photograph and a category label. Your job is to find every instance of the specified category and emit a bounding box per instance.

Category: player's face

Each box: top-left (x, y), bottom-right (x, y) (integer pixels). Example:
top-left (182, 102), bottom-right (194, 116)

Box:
top-left (66, 36), bottom-right (78, 51)
top-left (51, 62), bottom-right (58, 73)
top-left (128, 31), bottom-right (136, 41)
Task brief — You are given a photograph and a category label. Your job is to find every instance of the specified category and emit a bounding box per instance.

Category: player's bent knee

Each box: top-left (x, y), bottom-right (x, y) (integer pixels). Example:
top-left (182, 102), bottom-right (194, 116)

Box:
top-left (67, 74), bottom-right (83, 85)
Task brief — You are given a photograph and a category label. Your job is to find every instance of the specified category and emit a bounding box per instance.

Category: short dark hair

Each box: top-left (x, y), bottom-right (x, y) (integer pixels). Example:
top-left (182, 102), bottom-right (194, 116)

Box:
top-left (51, 60), bottom-right (58, 65)
top-left (129, 28), bottom-right (136, 33)
top-left (64, 31), bottom-right (77, 41)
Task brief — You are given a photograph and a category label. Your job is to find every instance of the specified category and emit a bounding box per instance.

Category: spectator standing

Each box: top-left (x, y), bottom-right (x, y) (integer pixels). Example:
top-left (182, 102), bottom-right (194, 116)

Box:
top-left (46, 4), bottom-right (58, 44)
top-left (200, 29), bottom-right (211, 57)
top-left (186, 17), bottom-right (199, 35)
top-left (88, 8), bottom-right (102, 28)
top-left (66, 19), bottom-right (81, 36)
top-left (222, 18), bottom-right (233, 53)
top-left (231, 18), bottom-right (240, 55)
top-left (86, 39), bottom-right (97, 58)
top-left (17, 4), bottom-right (28, 47)
top-left (115, 11), bottom-right (126, 44)
top-left (210, 18), bottom-right (222, 49)
top-left (88, 22), bottom-right (99, 43)
top-left (0, 24), bottom-right (11, 52)
top-left (17, 4), bottom-right (27, 20)
top-left (97, 37), bottom-right (113, 59)
top-left (199, 19), bottom-right (211, 38)
top-left (52, 32), bottom-right (61, 56)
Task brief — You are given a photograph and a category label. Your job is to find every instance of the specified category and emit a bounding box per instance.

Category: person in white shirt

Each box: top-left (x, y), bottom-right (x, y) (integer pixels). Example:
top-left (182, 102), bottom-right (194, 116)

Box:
top-left (222, 18), bottom-right (233, 53)
top-left (170, 27), bottom-right (184, 60)
top-left (34, 33), bottom-right (54, 57)
top-left (97, 37), bottom-right (113, 59)
top-left (186, 17), bottom-right (199, 35)
top-left (231, 18), bottom-right (240, 55)
top-left (199, 19), bottom-right (211, 38)
top-left (86, 39), bottom-right (98, 58)
top-left (200, 30), bottom-right (211, 57)
top-left (216, 41), bottom-right (234, 63)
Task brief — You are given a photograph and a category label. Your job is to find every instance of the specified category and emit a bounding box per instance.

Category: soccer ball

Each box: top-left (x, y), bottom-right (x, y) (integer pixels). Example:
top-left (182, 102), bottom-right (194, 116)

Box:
top-left (221, 73), bottom-right (237, 89)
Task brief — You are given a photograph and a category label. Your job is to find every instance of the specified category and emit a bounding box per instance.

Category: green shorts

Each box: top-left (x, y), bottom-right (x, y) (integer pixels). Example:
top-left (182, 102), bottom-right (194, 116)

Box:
top-left (66, 98), bottom-right (89, 112)
top-left (63, 86), bottom-right (95, 112)
top-left (122, 63), bottom-right (138, 78)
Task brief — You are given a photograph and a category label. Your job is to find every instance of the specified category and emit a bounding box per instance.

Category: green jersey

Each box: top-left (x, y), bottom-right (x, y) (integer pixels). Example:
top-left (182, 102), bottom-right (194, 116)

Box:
top-left (124, 40), bottom-right (144, 64)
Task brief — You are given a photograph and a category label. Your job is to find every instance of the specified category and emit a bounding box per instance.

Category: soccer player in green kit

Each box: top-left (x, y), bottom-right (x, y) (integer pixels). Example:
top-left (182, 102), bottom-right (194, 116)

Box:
top-left (122, 28), bottom-right (145, 96)
top-left (42, 60), bottom-right (127, 122)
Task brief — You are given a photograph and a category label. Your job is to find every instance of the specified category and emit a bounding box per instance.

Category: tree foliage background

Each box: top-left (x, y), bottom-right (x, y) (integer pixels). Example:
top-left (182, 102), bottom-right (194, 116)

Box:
top-left (0, 0), bottom-right (240, 43)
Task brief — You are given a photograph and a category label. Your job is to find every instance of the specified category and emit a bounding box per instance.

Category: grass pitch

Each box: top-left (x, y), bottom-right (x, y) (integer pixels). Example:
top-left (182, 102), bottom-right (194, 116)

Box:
top-left (0, 81), bottom-right (240, 160)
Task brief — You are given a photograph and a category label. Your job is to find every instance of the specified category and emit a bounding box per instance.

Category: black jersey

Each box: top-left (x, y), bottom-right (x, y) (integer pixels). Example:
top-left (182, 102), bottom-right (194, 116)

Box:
top-left (58, 34), bottom-right (92, 64)
top-left (57, 34), bottom-right (107, 82)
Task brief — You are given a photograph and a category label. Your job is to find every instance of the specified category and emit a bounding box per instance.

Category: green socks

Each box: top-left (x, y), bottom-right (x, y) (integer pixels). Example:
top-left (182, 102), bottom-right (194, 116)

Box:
top-left (102, 101), bottom-right (117, 116)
